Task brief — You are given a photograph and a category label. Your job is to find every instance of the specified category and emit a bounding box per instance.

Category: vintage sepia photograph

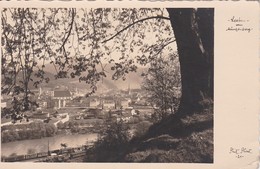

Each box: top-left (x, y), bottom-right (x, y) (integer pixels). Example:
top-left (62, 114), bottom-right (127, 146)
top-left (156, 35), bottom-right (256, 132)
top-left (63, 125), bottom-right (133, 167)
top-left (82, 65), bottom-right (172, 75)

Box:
top-left (1, 7), bottom-right (214, 163)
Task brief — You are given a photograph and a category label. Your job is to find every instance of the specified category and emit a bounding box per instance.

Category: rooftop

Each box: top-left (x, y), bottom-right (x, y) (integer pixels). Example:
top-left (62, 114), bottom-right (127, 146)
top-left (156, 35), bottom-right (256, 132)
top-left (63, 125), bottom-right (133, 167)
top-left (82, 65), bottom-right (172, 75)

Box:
top-left (53, 91), bottom-right (71, 97)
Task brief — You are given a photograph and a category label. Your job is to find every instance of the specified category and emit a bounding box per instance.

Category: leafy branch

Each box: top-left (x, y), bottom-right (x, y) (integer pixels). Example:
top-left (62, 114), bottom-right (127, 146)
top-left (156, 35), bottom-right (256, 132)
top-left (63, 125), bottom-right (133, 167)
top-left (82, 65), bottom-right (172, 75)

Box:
top-left (102, 16), bottom-right (170, 43)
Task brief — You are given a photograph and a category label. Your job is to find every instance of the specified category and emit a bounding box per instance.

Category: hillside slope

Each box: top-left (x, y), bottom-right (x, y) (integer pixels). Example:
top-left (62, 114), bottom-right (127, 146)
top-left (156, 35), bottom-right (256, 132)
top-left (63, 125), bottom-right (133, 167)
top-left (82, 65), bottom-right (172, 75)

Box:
top-left (83, 105), bottom-right (214, 163)
top-left (124, 106), bottom-right (213, 163)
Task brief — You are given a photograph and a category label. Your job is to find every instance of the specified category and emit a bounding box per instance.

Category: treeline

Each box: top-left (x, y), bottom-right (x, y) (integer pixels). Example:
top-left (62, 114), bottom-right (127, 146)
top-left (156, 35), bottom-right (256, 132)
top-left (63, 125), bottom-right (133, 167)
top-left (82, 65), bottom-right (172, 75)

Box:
top-left (1, 122), bottom-right (57, 143)
top-left (57, 120), bottom-right (104, 134)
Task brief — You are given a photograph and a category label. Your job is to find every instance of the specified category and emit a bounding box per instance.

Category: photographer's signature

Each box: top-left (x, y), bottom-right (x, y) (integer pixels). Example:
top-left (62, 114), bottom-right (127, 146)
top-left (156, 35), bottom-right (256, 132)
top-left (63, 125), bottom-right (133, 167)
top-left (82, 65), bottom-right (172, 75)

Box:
top-left (229, 147), bottom-right (252, 158)
top-left (226, 16), bottom-right (252, 33)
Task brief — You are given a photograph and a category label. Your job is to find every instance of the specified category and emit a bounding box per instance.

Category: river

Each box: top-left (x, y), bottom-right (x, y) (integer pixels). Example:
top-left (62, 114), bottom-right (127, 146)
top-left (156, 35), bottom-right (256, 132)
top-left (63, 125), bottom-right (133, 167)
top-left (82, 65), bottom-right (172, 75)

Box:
top-left (1, 133), bottom-right (98, 157)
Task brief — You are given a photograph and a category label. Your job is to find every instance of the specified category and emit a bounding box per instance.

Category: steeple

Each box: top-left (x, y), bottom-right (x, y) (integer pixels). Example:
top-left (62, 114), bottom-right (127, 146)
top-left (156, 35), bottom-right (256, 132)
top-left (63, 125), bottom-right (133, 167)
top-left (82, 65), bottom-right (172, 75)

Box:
top-left (38, 87), bottom-right (42, 99)
top-left (39, 87), bottom-right (42, 96)
top-left (128, 83), bottom-right (131, 96)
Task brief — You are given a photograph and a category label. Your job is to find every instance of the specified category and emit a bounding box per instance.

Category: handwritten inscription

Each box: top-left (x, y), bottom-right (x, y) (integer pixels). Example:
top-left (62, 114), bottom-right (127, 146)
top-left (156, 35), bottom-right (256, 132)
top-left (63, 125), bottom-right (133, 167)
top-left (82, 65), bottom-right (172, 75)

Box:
top-left (229, 147), bottom-right (252, 158)
top-left (226, 16), bottom-right (252, 33)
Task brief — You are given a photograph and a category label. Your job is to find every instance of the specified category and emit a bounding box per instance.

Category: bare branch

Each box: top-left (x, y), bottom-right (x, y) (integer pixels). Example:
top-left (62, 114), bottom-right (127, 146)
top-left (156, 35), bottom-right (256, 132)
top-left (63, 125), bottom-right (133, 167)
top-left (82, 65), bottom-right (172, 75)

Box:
top-left (151, 39), bottom-right (176, 58)
top-left (59, 8), bottom-right (76, 51)
top-left (102, 16), bottom-right (170, 43)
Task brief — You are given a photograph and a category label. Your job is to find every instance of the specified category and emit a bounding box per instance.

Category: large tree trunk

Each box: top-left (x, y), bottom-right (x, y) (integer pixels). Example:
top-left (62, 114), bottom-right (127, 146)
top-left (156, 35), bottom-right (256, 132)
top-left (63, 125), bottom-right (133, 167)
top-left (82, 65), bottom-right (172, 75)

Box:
top-left (167, 8), bottom-right (214, 115)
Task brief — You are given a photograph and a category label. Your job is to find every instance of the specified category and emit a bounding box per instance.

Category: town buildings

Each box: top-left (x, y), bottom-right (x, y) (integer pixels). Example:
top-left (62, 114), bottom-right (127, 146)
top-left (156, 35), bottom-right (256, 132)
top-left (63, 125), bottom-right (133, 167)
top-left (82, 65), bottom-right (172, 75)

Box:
top-left (52, 90), bottom-right (72, 109)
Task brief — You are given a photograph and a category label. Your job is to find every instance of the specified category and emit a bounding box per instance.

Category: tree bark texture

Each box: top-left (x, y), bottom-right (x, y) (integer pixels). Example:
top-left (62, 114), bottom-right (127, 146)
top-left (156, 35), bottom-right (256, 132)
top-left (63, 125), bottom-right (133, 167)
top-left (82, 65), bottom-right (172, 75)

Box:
top-left (167, 8), bottom-right (214, 114)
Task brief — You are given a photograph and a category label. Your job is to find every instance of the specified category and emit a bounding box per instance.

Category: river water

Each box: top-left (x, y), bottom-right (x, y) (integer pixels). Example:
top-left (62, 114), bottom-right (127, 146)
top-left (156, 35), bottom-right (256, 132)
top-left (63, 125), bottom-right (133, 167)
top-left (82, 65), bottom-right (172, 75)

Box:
top-left (1, 133), bottom-right (98, 157)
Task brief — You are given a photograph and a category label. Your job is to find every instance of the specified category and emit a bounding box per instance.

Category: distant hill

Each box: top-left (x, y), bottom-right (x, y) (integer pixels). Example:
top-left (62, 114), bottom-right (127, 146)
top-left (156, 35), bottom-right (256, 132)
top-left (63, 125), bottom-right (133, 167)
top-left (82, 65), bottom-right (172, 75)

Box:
top-left (25, 63), bottom-right (147, 92)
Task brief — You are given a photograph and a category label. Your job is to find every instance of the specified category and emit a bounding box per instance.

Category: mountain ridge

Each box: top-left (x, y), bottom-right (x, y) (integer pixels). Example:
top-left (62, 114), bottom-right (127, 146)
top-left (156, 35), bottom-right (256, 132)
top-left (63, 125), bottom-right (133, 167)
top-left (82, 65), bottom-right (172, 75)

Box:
top-left (26, 64), bottom-right (147, 92)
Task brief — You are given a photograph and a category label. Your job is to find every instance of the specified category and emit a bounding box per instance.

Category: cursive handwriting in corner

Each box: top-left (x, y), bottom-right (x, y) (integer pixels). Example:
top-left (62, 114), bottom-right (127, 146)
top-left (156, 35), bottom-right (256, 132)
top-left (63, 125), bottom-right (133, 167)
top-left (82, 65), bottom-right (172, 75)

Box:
top-left (229, 147), bottom-right (252, 159)
top-left (229, 16), bottom-right (246, 23)
top-left (226, 16), bottom-right (252, 33)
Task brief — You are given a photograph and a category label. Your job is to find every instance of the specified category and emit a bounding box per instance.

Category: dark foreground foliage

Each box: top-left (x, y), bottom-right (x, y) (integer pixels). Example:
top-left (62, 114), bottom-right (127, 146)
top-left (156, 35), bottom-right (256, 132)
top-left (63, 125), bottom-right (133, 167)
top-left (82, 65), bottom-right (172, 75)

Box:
top-left (84, 103), bottom-right (213, 163)
top-left (84, 121), bottom-right (130, 162)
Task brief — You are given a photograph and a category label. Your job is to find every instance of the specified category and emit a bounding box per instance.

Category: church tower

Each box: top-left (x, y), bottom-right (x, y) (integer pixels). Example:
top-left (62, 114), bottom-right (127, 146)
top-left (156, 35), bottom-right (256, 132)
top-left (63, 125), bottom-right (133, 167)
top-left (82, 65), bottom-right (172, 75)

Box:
top-left (128, 83), bottom-right (131, 96)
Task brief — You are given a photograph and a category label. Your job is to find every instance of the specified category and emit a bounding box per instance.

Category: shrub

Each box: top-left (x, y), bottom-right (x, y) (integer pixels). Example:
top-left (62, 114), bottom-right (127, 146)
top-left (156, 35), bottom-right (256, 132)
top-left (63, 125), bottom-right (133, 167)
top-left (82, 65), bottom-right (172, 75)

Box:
top-left (134, 121), bottom-right (152, 138)
top-left (90, 121), bottom-right (130, 161)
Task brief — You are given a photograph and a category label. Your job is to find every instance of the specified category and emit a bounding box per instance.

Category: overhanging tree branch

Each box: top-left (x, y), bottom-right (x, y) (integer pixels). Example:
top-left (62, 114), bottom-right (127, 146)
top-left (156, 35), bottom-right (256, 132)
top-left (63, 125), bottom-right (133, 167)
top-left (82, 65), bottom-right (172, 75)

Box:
top-left (59, 8), bottom-right (76, 51)
top-left (150, 39), bottom-right (176, 58)
top-left (102, 16), bottom-right (170, 43)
